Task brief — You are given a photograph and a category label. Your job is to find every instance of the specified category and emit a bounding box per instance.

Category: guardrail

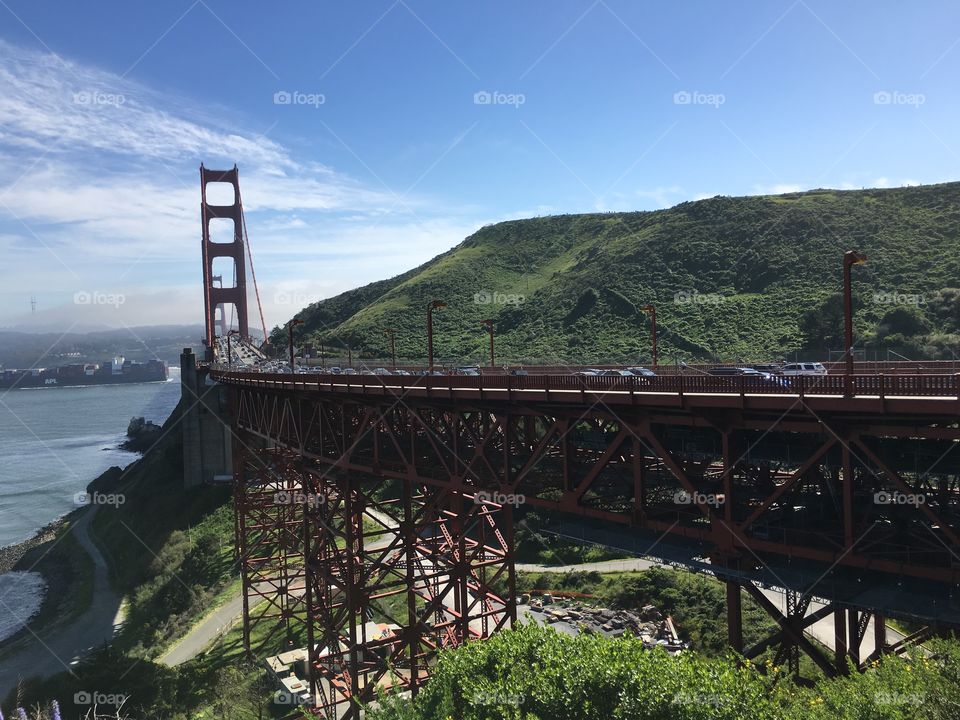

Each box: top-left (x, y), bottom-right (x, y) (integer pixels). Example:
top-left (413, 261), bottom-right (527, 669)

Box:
top-left (281, 360), bottom-right (960, 376)
top-left (212, 368), bottom-right (960, 400)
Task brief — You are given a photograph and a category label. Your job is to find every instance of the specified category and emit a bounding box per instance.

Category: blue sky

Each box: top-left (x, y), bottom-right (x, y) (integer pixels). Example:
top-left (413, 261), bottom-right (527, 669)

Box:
top-left (0, 0), bottom-right (958, 331)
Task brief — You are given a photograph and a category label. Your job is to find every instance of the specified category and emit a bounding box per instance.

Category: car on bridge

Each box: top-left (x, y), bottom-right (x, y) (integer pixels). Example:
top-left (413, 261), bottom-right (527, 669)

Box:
top-left (372, 367), bottom-right (392, 375)
top-left (626, 367), bottom-right (656, 377)
top-left (600, 369), bottom-right (634, 377)
top-left (781, 362), bottom-right (828, 376)
top-left (708, 366), bottom-right (791, 388)
top-left (707, 366), bottom-right (762, 376)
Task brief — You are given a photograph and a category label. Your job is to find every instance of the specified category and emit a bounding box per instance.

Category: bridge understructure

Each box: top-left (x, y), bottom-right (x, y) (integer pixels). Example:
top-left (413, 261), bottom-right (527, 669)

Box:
top-left (222, 372), bottom-right (960, 716)
top-left (233, 437), bottom-right (514, 718)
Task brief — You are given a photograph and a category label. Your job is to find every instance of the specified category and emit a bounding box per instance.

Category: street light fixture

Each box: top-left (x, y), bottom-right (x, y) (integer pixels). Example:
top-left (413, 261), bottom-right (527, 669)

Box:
top-left (481, 319), bottom-right (495, 368)
top-left (427, 300), bottom-right (446, 373)
top-left (383, 328), bottom-right (397, 369)
top-left (640, 304), bottom-right (657, 369)
top-left (287, 318), bottom-right (304, 374)
top-left (843, 250), bottom-right (867, 389)
top-left (226, 329), bottom-right (240, 372)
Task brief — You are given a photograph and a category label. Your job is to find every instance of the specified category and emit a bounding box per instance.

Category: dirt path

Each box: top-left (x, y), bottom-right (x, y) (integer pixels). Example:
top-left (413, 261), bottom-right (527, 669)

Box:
top-left (0, 507), bottom-right (123, 699)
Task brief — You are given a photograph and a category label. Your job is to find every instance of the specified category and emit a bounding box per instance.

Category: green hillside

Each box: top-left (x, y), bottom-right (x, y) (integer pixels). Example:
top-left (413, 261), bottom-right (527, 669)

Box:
top-left (271, 183), bottom-right (960, 365)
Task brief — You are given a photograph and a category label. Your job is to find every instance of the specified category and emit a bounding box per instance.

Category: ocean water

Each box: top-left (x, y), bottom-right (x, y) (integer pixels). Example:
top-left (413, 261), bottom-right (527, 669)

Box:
top-left (0, 571), bottom-right (45, 642)
top-left (0, 371), bottom-right (182, 548)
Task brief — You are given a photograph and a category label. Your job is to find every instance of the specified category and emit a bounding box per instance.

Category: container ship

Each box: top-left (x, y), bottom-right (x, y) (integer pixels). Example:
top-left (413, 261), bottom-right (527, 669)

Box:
top-left (0, 357), bottom-right (168, 389)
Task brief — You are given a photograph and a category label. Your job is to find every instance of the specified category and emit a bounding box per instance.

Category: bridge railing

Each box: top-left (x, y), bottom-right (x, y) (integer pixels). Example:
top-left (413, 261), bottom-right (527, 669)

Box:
top-left (212, 367), bottom-right (960, 400)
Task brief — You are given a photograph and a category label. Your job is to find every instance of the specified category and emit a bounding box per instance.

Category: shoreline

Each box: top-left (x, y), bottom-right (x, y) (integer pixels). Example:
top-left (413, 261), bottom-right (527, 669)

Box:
top-left (0, 514), bottom-right (74, 574)
top-left (0, 416), bottom-right (164, 568)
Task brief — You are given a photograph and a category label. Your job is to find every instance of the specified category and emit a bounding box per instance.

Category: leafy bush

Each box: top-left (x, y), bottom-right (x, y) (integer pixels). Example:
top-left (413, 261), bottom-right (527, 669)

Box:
top-left (366, 624), bottom-right (960, 720)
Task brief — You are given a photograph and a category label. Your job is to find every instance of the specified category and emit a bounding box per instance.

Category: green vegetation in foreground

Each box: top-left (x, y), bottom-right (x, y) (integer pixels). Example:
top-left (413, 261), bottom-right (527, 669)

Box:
top-left (368, 623), bottom-right (960, 720)
top-left (88, 401), bottom-right (235, 659)
top-left (272, 182), bottom-right (960, 364)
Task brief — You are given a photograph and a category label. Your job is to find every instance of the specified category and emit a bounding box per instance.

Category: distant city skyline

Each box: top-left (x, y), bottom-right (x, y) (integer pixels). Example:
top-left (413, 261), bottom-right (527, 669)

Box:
top-left (1, 1), bottom-right (959, 331)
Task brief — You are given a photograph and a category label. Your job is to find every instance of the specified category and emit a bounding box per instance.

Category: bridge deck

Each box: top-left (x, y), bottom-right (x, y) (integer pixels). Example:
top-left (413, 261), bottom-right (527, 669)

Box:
top-left (214, 370), bottom-right (960, 416)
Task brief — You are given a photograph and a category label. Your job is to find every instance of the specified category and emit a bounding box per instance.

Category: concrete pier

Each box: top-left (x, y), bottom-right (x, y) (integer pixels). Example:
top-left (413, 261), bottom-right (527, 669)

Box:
top-left (180, 347), bottom-right (232, 487)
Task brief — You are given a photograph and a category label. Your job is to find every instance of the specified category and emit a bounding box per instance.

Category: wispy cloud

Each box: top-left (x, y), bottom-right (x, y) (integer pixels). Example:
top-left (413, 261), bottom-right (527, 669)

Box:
top-left (0, 39), bottom-right (479, 330)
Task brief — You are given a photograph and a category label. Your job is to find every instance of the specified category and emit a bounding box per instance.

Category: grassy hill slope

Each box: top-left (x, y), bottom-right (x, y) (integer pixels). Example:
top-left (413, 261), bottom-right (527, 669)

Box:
top-left (274, 183), bottom-right (960, 364)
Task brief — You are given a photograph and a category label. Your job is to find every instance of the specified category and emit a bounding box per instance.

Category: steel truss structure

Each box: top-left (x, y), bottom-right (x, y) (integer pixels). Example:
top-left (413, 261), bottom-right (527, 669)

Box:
top-left (233, 432), bottom-right (514, 718)
top-left (224, 372), bottom-right (959, 708)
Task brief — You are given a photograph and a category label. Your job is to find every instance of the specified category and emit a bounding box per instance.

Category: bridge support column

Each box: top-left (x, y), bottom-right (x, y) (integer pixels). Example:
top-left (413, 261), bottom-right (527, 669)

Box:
top-left (834, 608), bottom-right (848, 674)
top-left (726, 580), bottom-right (743, 653)
top-left (874, 613), bottom-right (887, 658)
top-left (234, 442), bottom-right (308, 656)
top-left (295, 472), bottom-right (513, 720)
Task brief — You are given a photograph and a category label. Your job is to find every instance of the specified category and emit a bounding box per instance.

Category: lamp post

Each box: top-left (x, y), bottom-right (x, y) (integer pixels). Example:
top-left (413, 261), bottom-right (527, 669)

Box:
top-left (319, 339), bottom-right (325, 371)
top-left (640, 304), bottom-right (657, 369)
top-left (287, 318), bottom-right (304, 374)
top-left (481, 319), bottom-right (495, 367)
top-left (843, 250), bottom-right (867, 390)
top-left (427, 300), bottom-right (446, 373)
top-left (226, 329), bottom-right (240, 371)
top-left (383, 328), bottom-right (397, 369)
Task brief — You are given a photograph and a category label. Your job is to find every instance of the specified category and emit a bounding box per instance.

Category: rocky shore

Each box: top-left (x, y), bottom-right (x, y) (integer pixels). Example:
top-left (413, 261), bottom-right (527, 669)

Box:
top-left (120, 415), bottom-right (163, 453)
top-left (0, 516), bottom-right (69, 574)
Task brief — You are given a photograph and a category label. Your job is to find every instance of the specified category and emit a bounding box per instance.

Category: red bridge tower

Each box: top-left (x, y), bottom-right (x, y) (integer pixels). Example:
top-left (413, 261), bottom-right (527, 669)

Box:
top-left (200, 165), bottom-right (249, 349)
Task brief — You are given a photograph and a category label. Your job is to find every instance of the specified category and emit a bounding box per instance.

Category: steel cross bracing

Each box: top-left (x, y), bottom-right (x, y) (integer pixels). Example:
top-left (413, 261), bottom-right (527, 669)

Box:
top-left (232, 426), bottom-right (514, 718)
top-left (222, 371), bottom-right (959, 709)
